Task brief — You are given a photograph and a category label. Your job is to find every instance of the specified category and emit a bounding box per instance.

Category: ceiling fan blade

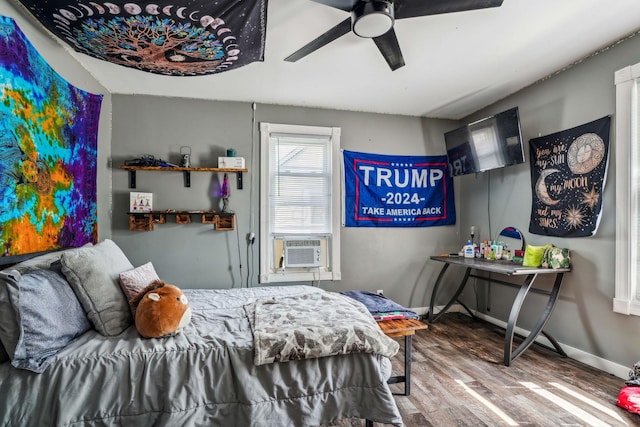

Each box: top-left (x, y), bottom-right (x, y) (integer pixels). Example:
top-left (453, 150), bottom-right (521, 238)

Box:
top-left (395, 0), bottom-right (504, 20)
top-left (284, 18), bottom-right (352, 62)
top-left (373, 29), bottom-right (405, 71)
top-left (311, 0), bottom-right (360, 12)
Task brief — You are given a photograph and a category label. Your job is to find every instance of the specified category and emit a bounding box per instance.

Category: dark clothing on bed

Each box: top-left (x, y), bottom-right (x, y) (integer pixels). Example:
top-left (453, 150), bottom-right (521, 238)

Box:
top-left (341, 290), bottom-right (419, 320)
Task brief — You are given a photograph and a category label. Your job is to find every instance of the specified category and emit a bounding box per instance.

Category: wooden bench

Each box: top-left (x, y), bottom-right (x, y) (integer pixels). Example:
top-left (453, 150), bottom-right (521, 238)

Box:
top-left (377, 318), bottom-right (428, 396)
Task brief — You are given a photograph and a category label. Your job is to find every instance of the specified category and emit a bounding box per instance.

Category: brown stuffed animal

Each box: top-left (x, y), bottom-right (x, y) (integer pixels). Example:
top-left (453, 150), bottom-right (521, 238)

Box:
top-left (130, 280), bottom-right (192, 338)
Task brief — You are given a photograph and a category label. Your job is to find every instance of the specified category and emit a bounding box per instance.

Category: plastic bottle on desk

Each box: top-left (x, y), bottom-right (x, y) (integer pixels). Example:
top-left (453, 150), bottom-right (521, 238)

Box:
top-left (495, 241), bottom-right (504, 260)
top-left (464, 240), bottom-right (475, 258)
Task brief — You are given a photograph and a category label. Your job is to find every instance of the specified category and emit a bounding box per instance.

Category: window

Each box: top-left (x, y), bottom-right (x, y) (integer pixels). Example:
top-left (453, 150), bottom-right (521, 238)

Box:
top-left (614, 62), bottom-right (640, 315)
top-left (259, 123), bottom-right (341, 283)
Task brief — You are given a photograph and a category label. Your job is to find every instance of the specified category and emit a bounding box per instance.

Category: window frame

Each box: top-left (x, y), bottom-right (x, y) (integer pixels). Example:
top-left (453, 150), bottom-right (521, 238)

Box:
top-left (259, 123), bottom-right (342, 283)
top-left (614, 62), bottom-right (640, 315)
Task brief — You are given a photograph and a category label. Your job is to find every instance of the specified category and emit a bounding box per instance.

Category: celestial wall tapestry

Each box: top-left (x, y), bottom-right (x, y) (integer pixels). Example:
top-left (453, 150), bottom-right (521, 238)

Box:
top-left (0, 15), bottom-right (102, 257)
top-left (343, 150), bottom-right (455, 228)
top-left (529, 116), bottom-right (610, 237)
top-left (16, 0), bottom-right (267, 76)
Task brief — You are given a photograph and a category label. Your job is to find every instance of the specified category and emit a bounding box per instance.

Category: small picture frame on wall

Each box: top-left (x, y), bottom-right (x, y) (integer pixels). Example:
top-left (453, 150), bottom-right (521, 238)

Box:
top-left (130, 192), bottom-right (153, 212)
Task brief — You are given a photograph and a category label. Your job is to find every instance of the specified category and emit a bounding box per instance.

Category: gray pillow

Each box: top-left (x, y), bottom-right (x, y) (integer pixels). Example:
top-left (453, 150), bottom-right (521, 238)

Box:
top-left (0, 274), bottom-right (19, 360)
top-left (0, 344), bottom-right (8, 363)
top-left (10, 269), bottom-right (91, 373)
top-left (0, 244), bottom-right (92, 361)
top-left (60, 239), bottom-right (134, 336)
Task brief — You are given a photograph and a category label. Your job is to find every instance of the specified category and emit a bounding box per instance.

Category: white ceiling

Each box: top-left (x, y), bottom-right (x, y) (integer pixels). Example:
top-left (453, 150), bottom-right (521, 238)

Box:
top-left (32, 0), bottom-right (640, 119)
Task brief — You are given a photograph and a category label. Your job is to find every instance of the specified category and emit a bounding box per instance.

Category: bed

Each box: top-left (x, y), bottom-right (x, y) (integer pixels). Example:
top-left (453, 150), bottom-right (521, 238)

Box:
top-left (0, 240), bottom-right (403, 426)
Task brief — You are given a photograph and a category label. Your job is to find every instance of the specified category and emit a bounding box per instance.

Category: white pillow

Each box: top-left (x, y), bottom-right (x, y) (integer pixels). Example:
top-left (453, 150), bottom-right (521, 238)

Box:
top-left (119, 262), bottom-right (160, 314)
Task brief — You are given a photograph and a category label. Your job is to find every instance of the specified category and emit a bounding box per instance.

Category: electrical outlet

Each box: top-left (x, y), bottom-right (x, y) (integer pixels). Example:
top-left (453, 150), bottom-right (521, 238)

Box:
top-left (376, 289), bottom-right (384, 295)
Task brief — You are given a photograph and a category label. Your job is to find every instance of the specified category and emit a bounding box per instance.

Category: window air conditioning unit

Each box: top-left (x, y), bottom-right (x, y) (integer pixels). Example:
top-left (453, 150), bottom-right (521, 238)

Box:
top-left (284, 239), bottom-right (322, 268)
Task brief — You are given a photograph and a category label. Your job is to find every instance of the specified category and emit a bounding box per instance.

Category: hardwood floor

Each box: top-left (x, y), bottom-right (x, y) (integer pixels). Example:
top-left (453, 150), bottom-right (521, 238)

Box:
top-left (350, 313), bottom-right (638, 426)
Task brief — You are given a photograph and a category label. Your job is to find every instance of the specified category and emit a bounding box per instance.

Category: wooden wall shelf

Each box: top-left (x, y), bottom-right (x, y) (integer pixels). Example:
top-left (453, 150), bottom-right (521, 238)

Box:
top-left (128, 211), bottom-right (235, 231)
top-left (119, 165), bottom-right (248, 189)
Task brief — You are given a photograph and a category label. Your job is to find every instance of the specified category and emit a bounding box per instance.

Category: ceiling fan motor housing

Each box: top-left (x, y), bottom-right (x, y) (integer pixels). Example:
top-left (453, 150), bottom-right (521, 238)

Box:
top-left (352, 0), bottom-right (395, 38)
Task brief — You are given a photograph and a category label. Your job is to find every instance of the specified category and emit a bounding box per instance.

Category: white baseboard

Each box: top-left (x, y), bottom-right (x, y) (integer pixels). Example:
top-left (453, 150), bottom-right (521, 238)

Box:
top-left (413, 304), bottom-right (630, 380)
top-left (411, 306), bottom-right (430, 316)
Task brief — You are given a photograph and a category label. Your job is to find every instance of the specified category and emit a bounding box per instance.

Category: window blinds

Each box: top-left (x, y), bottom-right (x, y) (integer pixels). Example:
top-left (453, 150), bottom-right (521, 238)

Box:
top-left (268, 133), bottom-right (332, 234)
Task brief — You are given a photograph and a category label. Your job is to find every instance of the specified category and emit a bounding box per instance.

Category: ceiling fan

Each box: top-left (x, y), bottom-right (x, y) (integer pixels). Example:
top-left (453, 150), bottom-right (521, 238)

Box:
top-left (285, 0), bottom-right (504, 71)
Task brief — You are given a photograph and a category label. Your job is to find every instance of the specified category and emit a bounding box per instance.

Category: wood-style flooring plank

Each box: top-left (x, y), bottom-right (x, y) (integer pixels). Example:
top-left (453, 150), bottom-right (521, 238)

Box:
top-left (331, 312), bottom-right (639, 426)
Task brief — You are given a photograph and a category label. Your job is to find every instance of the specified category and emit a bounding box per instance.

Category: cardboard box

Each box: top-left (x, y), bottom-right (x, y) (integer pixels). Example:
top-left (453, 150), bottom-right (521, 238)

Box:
top-left (218, 157), bottom-right (245, 168)
top-left (130, 192), bottom-right (153, 212)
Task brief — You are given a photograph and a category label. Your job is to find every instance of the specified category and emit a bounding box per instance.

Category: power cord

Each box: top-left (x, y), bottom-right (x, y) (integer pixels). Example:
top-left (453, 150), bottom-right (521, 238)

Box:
top-left (245, 243), bottom-right (251, 288)
top-left (246, 102), bottom-right (257, 287)
top-left (246, 232), bottom-right (255, 287)
top-left (235, 226), bottom-right (243, 288)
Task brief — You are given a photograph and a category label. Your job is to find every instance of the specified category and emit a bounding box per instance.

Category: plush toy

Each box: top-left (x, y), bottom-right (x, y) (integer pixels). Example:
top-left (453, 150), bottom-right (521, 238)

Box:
top-left (130, 280), bottom-right (192, 338)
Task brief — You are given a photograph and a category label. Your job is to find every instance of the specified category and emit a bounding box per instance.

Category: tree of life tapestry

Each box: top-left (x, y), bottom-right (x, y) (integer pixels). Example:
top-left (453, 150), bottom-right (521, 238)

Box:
top-left (16, 0), bottom-right (267, 76)
top-left (0, 15), bottom-right (102, 257)
top-left (529, 116), bottom-right (610, 237)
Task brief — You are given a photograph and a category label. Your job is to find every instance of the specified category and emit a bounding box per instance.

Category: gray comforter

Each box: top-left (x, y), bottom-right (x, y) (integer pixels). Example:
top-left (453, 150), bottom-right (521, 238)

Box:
top-left (0, 285), bottom-right (403, 427)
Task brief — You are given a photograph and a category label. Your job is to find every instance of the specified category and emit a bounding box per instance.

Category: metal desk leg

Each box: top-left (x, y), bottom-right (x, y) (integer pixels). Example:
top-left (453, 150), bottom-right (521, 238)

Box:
top-left (429, 265), bottom-right (471, 323)
top-left (541, 330), bottom-right (568, 358)
top-left (428, 263), bottom-right (450, 322)
top-left (504, 273), bottom-right (566, 366)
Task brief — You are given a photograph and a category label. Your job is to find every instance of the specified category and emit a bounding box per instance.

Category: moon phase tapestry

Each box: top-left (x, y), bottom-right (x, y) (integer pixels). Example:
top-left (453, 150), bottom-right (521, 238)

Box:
top-left (0, 16), bottom-right (102, 257)
top-left (529, 116), bottom-right (610, 237)
top-left (16, 0), bottom-right (267, 76)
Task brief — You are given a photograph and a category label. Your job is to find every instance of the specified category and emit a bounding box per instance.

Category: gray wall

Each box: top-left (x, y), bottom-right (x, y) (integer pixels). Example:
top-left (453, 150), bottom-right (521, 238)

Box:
top-left (455, 34), bottom-right (640, 373)
top-left (0, 2), bottom-right (113, 244)
top-left (111, 98), bottom-right (461, 308)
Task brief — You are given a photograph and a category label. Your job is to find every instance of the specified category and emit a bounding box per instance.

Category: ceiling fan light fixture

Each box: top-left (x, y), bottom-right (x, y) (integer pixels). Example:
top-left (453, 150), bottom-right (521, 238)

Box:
top-left (352, 0), bottom-right (394, 39)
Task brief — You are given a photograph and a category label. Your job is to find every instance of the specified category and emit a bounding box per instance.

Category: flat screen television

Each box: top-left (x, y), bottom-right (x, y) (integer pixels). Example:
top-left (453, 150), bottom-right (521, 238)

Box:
top-left (444, 107), bottom-right (525, 176)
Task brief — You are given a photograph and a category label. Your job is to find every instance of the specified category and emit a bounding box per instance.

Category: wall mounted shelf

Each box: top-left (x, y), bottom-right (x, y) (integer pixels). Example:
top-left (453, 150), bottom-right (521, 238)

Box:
top-left (128, 210), bottom-right (235, 231)
top-left (119, 165), bottom-right (248, 189)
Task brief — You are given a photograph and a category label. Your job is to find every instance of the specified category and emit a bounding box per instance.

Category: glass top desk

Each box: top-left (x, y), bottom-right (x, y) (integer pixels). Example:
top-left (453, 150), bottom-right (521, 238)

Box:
top-left (428, 255), bottom-right (571, 366)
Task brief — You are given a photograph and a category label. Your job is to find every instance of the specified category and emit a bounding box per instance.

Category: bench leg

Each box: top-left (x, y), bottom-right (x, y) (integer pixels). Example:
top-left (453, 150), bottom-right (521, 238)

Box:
top-left (386, 334), bottom-right (413, 396)
top-left (404, 334), bottom-right (411, 396)
top-left (365, 419), bottom-right (373, 427)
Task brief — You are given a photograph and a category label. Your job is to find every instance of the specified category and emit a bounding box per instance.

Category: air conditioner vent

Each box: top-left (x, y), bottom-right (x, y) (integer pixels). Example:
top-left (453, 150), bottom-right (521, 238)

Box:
top-left (284, 239), bottom-right (322, 267)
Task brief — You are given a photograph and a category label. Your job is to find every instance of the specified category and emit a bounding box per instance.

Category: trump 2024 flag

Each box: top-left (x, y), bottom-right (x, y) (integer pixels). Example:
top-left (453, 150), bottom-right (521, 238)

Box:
top-left (342, 150), bottom-right (455, 228)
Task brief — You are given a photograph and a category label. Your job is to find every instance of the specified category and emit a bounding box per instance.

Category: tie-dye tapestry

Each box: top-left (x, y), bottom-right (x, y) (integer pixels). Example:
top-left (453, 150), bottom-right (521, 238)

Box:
top-left (0, 15), bottom-right (102, 257)
top-left (16, 0), bottom-right (267, 76)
